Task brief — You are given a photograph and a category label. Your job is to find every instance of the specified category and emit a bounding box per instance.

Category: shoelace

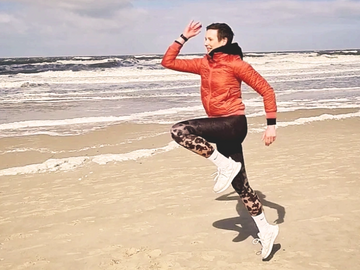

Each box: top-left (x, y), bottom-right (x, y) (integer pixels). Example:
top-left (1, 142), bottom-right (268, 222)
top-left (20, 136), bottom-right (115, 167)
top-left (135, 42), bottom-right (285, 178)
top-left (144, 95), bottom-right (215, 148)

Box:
top-left (253, 231), bottom-right (272, 245)
top-left (211, 168), bottom-right (221, 182)
top-left (211, 168), bottom-right (226, 182)
top-left (252, 238), bottom-right (263, 256)
top-left (252, 238), bottom-right (262, 245)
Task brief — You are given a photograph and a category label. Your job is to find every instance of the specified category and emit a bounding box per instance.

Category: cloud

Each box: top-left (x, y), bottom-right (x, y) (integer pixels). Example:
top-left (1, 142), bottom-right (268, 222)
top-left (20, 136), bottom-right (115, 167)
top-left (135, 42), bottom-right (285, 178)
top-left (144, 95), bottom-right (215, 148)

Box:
top-left (1, 0), bottom-right (140, 31)
top-left (157, 0), bottom-right (360, 52)
top-left (0, 0), bottom-right (359, 57)
top-left (0, 13), bottom-right (12, 23)
top-left (175, 0), bottom-right (360, 25)
top-left (0, 0), bottom-right (149, 56)
top-left (5, 0), bottom-right (133, 17)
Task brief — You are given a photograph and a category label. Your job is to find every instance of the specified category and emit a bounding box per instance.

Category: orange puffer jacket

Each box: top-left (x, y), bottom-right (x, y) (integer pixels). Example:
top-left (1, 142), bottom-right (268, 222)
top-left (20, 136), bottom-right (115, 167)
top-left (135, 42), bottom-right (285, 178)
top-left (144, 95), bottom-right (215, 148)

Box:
top-left (161, 42), bottom-right (277, 121)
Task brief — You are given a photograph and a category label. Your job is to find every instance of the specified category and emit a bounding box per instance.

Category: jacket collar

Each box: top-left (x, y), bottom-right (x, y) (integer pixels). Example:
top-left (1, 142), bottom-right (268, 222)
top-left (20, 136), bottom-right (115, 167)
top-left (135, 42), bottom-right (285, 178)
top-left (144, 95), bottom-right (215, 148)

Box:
top-left (208, 43), bottom-right (243, 60)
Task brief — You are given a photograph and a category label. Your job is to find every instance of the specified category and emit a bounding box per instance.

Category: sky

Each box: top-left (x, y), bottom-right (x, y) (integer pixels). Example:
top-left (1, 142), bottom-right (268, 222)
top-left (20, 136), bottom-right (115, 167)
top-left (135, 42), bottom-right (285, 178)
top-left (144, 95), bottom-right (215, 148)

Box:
top-left (0, 0), bottom-right (360, 57)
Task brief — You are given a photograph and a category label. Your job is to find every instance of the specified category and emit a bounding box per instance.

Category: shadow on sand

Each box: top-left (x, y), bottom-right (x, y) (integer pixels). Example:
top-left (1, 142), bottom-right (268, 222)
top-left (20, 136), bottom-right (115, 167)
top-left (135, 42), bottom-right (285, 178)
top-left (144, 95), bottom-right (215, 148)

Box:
top-left (212, 190), bottom-right (285, 260)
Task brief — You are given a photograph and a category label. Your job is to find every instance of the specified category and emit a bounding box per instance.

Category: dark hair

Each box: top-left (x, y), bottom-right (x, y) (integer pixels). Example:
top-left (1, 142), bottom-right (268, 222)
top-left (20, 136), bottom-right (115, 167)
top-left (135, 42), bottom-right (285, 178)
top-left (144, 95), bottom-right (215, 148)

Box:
top-left (206, 23), bottom-right (234, 45)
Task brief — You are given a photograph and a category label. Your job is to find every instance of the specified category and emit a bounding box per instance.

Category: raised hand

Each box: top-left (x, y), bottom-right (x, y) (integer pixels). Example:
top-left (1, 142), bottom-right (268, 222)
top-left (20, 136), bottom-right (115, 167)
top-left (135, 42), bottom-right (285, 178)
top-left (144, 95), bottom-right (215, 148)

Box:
top-left (182, 20), bottom-right (202, 39)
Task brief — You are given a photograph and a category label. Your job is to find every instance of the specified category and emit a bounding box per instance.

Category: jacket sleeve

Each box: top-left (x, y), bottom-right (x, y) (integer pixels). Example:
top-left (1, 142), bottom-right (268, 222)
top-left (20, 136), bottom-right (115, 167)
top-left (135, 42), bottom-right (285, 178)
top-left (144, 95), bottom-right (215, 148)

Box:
top-left (234, 60), bottom-right (277, 122)
top-left (161, 42), bottom-right (202, 74)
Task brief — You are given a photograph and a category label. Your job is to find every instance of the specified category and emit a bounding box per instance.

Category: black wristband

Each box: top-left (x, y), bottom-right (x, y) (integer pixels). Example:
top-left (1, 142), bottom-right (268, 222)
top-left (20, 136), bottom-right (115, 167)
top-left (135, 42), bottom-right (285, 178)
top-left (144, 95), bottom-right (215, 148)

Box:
top-left (267, 118), bottom-right (276, 125)
top-left (180, 34), bottom-right (188, 42)
top-left (175, 40), bottom-right (183, 46)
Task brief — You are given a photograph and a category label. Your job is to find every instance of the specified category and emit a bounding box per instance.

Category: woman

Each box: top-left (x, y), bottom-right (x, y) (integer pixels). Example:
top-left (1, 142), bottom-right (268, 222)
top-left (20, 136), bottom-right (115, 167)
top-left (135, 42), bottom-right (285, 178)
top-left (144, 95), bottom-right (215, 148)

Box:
top-left (161, 20), bottom-right (279, 260)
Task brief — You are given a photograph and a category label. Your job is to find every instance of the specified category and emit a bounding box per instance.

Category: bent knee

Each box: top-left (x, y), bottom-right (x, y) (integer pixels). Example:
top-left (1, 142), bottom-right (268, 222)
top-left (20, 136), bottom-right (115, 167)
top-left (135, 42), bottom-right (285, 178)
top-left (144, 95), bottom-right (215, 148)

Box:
top-left (170, 122), bottom-right (186, 138)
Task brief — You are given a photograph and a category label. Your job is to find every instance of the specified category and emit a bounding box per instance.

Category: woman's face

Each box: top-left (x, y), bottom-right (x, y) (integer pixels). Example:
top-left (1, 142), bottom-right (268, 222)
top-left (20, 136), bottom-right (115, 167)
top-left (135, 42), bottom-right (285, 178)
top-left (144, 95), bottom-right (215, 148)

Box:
top-left (204, 29), bottom-right (227, 53)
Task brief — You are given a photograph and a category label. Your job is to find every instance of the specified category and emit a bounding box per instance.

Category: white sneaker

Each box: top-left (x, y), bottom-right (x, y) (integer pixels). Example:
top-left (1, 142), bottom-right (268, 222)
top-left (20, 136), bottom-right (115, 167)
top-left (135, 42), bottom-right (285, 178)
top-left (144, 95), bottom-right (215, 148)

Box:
top-left (253, 225), bottom-right (279, 260)
top-left (212, 157), bottom-right (241, 193)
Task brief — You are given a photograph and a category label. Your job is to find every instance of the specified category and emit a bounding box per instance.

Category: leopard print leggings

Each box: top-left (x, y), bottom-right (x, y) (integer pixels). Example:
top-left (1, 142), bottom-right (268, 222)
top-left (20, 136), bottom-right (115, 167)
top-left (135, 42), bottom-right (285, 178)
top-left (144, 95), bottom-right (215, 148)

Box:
top-left (170, 115), bottom-right (262, 216)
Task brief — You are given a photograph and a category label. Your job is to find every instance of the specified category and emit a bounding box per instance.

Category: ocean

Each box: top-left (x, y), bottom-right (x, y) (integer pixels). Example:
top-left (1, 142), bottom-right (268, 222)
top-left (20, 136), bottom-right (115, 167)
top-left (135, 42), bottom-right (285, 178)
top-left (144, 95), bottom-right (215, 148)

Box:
top-left (1, 49), bottom-right (360, 176)
top-left (1, 49), bottom-right (360, 137)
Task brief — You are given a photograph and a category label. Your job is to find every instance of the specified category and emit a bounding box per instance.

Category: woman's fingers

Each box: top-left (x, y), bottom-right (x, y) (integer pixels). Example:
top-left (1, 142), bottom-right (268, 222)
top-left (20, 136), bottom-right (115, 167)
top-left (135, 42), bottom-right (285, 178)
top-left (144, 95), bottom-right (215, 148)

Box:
top-left (184, 21), bottom-right (202, 38)
top-left (189, 21), bottom-right (201, 30)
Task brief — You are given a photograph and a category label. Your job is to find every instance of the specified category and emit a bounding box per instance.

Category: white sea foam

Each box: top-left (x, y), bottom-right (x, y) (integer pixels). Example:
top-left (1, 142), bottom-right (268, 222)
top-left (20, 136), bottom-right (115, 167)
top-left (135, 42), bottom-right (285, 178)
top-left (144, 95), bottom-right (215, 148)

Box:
top-left (0, 69), bottom-right (200, 88)
top-left (92, 141), bottom-right (178, 165)
top-left (73, 56), bottom-right (92, 60)
top-left (277, 86), bottom-right (360, 95)
top-left (27, 58), bottom-right (124, 67)
top-left (267, 74), bottom-right (360, 84)
top-left (247, 100), bottom-right (360, 118)
top-left (277, 111), bottom-right (360, 127)
top-left (249, 111), bottom-right (360, 133)
top-left (0, 131), bottom-right (169, 155)
top-left (0, 71), bottom-right (355, 91)
top-left (1, 59), bottom-right (359, 89)
top-left (0, 141), bottom-right (179, 176)
top-left (0, 147), bottom-right (52, 155)
top-left (0, 83), bottom-right (202, 104)
top-left (0, 106), bottom-right (203, 131)
top-left (56, 58), bottom-right (123, 66)
top-left (0, 156), bottom-right (90, 176)
top-left (247, 52), bottom-right (360, 68)
top-left (2, 101), bottom-right (355, 137)
top-left (0, 92), bottom-right (201, 104)
top-left (341, 50), bottom-right (359, 54)
top-left (134, 54), bottom-right (159, 58)
top-left (2, 110), bottom-right (359, 177)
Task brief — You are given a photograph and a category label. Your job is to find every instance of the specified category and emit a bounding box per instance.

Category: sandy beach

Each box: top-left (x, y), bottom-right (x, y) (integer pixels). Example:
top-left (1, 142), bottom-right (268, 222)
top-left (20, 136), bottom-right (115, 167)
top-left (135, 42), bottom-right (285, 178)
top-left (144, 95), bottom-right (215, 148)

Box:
top-left (1, 108), bottom-right (360, 270)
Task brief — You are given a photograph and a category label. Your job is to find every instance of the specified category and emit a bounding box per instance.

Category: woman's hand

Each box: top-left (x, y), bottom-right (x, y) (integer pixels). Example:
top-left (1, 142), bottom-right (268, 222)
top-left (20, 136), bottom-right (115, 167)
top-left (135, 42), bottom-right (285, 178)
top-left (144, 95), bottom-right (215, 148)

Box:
top-left (182, 20), bottom-right (202, 39)
top-left (262, 125), bottom-right (276, 146)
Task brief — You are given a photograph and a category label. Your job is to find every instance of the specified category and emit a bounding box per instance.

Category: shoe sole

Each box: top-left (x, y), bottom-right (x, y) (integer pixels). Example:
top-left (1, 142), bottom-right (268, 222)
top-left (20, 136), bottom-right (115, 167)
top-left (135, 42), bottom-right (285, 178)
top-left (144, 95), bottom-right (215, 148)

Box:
top-left (262, 226), bottom-right (279, 260)
top-left (214, 162), bottom-right (242, 193)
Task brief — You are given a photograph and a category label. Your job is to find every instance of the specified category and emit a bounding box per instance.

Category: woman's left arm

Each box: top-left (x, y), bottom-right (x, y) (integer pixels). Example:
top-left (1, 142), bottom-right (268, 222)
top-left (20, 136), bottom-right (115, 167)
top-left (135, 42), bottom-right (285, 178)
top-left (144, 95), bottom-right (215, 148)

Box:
top-left (234, 61), bottom-right (277, 146)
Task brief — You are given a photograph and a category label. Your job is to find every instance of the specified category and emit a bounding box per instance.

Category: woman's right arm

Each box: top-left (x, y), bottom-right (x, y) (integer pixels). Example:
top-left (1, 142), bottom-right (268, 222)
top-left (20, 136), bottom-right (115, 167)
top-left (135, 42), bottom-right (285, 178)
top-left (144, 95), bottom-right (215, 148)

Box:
top-left (161, 21), bottom-right (203, 74)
